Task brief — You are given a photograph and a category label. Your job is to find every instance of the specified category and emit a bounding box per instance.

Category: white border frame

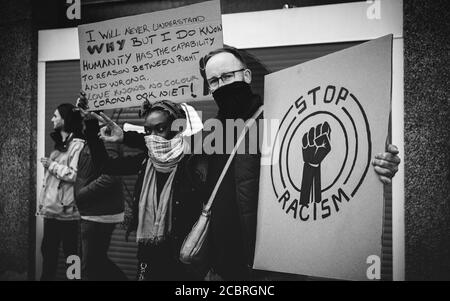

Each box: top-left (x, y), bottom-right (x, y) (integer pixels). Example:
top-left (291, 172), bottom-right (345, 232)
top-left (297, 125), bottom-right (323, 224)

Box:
top-left (37, 0), bottom-right (404, 280)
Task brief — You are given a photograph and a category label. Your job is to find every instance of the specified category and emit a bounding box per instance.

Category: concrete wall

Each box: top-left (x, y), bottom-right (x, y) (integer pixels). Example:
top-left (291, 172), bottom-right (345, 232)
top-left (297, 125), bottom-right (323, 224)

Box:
top-left (0, 0), bottom-right (37, 280)
top-left (404, 0), bottom-right (450, 280)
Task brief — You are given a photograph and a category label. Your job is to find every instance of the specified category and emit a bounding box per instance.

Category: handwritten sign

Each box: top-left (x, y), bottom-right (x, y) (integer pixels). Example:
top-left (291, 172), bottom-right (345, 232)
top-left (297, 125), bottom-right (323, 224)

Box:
top-left (254, 35), bottom-right (393, 280)
top-left (78, 0), bottom-right (223, 110)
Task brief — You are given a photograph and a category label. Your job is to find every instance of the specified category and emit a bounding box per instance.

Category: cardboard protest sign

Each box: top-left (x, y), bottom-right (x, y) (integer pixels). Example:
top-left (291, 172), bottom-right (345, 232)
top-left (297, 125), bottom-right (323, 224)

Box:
top-left (78, 0), bottom-right (222, 110)
top-left (254, 35), bottom-right (393, 280)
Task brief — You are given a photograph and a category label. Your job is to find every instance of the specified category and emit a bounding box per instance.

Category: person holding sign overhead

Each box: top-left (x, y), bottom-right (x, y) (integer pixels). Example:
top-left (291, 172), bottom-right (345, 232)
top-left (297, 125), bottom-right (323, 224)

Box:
top-left (77, 94), bottom-right (206, 281)
top-left (198, 46), bottom-right (401, 280)
top-left (73, 112), bottom-right (127, 281)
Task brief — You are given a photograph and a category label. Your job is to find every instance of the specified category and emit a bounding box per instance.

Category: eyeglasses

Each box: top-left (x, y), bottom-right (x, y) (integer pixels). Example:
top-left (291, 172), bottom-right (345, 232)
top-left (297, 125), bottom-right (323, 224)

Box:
top-left (207, 68), bottom-right (246, 90)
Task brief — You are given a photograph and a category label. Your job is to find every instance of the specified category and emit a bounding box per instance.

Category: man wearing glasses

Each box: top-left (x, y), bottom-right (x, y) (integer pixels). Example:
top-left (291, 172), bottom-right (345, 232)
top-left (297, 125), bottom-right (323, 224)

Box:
top-left (199, 47), bottom-right (264, 281)
top-left (199, 47), bottom-right (400, 280)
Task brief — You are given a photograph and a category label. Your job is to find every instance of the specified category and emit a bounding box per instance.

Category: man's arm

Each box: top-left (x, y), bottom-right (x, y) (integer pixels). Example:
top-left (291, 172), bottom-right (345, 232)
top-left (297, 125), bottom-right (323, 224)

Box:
top-left (92, 111), bottom-right (147, 151)
top-left (84, 118), bottom-right (146, 176)
top-left (75, 173), bottom-right (120, 204)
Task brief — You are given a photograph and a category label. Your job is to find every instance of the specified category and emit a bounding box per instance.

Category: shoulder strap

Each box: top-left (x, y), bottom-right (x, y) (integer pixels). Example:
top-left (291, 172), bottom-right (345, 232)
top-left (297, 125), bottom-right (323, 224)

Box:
top-left (203, 106), bottom-right (264, 213)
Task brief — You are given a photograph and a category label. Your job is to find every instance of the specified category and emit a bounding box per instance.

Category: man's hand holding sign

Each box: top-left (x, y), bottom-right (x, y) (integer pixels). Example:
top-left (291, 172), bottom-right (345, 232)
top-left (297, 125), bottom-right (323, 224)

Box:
top-left (76, 91), bottom-right (125, 144)
top-left (373, 144), bottom-right (400, 185)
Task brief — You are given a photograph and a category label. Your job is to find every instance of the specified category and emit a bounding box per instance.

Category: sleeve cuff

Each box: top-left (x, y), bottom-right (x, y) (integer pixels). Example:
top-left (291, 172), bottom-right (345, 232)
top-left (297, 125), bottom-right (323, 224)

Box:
top-left (48, 161), bottom-right (58, 173)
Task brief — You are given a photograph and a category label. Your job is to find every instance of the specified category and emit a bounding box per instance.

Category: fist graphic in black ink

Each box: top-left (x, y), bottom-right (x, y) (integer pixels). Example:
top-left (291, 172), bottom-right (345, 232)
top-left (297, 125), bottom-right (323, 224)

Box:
top-left (299, 122), bottom-right (332, 206)
top-left (301, 122), bottom-right (331, 166)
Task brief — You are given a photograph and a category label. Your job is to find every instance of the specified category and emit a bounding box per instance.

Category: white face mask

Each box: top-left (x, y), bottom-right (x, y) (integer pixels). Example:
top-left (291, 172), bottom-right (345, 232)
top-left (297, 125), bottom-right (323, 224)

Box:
top-left (144, 134), bottom-right (188, 172)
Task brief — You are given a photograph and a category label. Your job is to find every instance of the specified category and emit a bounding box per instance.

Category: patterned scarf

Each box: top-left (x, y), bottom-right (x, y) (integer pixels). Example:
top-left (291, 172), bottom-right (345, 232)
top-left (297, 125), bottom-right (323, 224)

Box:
top-left (136, 134), bottom-right (189, 244)
top-left (145, 134), bottom-right (187, 172)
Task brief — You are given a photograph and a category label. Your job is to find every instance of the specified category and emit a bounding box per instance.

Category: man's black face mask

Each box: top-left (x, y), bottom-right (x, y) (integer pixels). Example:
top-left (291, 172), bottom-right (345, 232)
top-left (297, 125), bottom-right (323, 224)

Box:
top-left (212, 81), bottom-right (256, 120)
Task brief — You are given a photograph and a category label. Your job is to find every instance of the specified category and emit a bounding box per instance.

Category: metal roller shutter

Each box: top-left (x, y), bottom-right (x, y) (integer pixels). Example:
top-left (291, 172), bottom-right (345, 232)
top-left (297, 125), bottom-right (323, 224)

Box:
top-left (44, 41), bottom-right (392, 280)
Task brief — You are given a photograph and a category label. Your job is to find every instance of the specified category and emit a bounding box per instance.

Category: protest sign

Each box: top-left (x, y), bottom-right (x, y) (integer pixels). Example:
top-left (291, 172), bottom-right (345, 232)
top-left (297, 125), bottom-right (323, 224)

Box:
top-left (254, 35), bottom-right (393, 280)
top-left (78, 0), bottom-right (222, 110)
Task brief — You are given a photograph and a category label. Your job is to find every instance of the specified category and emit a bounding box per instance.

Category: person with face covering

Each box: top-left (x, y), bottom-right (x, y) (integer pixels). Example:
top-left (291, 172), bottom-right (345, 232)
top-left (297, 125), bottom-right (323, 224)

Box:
top-left (78, 97), bottom-right (204, 281)
top-left (37, 103), bottom-right (85, 281)
top-left (199, 46), bottom-right (401, 280)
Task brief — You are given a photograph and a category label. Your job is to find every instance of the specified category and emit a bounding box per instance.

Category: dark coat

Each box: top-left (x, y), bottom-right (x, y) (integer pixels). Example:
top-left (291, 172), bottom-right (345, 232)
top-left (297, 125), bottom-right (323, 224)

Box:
top-left (233, 140), bottom-right (261, 269)
top-left (74, 130), bottom-right (124, 217)
top-left (208, 99), bottom-right (264, 273)
top-left (84, 119), bottom-right (204, 263)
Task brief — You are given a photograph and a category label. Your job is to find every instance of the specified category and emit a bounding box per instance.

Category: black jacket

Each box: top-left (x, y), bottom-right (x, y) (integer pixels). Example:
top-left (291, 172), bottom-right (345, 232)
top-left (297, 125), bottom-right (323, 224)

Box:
top-left (74, 120), bottom-right (124, 217)
top-left (85, 120), bottom-right (204, 262)
top-left (208, 96), bottom-right (263, 275)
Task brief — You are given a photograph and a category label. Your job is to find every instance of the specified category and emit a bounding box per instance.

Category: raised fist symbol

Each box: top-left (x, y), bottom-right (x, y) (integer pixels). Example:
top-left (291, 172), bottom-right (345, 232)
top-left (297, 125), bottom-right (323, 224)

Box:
top-left (299, 122), bottom-right (331, 206)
